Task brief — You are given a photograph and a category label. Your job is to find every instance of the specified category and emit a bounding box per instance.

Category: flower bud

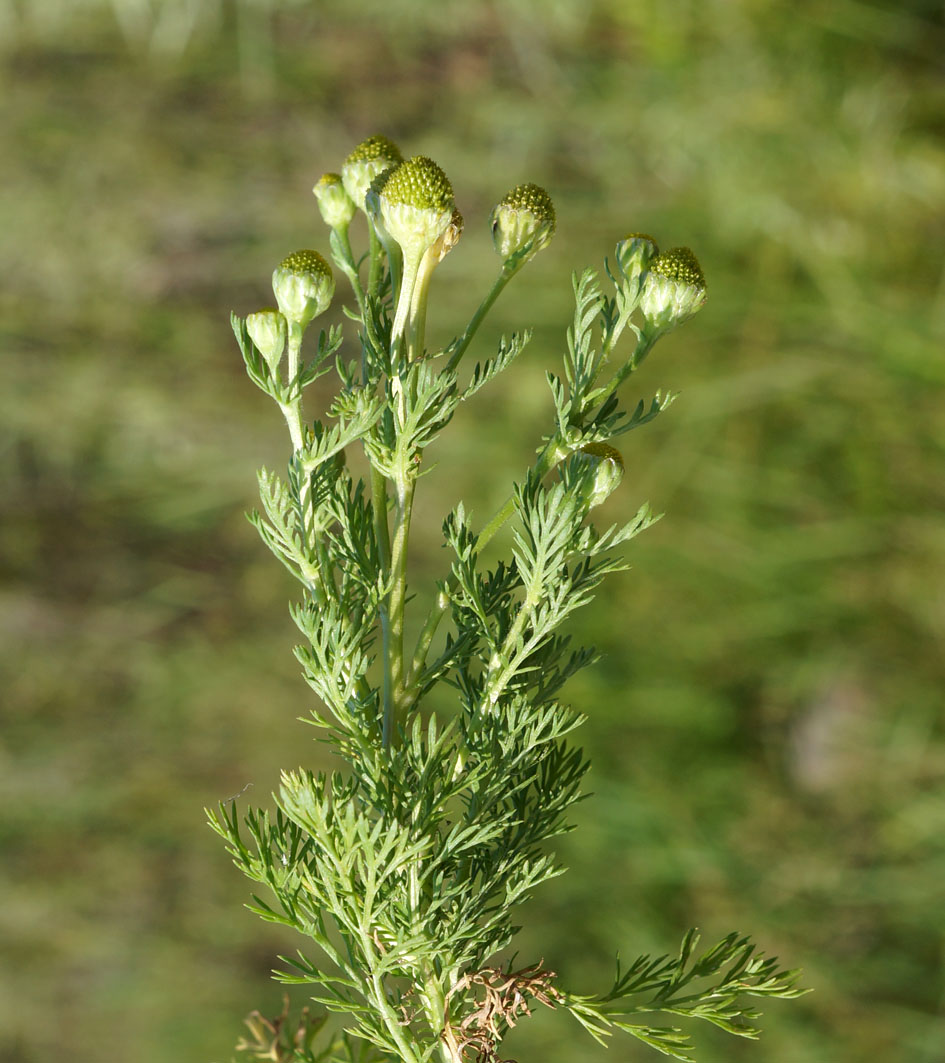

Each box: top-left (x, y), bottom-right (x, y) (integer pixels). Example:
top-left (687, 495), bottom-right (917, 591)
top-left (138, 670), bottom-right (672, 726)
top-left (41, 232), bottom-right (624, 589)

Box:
top-left (313, 172), bottom-right (356, 230)
top-left (574, 442), bottom-right (625, 508)
top-left (245, 308), bottom-right (287, 373)
top-left (639, 246), bottom-right (706, 335)
top-left (341, 134), bottom-right (403, 212)
top-left (491, 183), bottom-right (556, 261)
top-left (272, 250), bottom-right (334, 330)
top-left (615, 232), bottom-right (659, 289)
top-left (374, 155), bottom-right (456, 262)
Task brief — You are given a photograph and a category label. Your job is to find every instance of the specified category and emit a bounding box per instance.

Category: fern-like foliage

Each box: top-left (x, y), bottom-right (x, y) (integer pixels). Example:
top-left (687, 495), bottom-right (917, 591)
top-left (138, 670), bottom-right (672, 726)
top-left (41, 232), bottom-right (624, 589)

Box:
top-left (214, 138), bottom-right (804, 1063)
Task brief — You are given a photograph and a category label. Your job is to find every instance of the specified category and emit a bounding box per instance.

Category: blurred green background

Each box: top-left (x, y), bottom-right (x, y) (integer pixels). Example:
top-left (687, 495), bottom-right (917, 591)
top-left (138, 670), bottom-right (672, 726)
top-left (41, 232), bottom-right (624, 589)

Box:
top-left (2, 1), bottom-right (945, 1061)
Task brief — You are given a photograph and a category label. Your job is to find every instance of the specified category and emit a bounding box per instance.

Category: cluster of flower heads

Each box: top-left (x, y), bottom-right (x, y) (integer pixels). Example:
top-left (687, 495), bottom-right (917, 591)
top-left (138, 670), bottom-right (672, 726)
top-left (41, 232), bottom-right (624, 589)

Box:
top-left (248, 134), bottom-right (705, 375)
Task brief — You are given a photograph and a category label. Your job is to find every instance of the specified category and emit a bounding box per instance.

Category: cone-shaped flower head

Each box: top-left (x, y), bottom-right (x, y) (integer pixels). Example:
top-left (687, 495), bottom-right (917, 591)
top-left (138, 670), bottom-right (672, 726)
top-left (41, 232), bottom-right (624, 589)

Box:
top-left (615, 232), bottom-right (659, 289)
top-left (246, 308), bottom-right (287, 373)
top-left (375, 155), bottom-right (456, 263)
top-left (574, 442), bottom-right (625, 508)
top-left (491, 183), bottom-right (556, 262)
top-left (272, 250), bottom-right (334, 330)
top-left (639, 246), bottom-right (706, 334)
top-left (341, 134), bottom-right (403, 213)
top-left (313, 172), bottom-right (356, 231)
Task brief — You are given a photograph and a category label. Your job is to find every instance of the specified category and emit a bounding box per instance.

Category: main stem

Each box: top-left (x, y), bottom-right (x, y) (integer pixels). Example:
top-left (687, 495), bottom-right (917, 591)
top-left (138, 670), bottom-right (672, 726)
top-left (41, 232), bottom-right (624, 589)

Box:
top-left (383, 464), bottom-right (414, 747)
top-left (381, 256), bottom-right (427, 746)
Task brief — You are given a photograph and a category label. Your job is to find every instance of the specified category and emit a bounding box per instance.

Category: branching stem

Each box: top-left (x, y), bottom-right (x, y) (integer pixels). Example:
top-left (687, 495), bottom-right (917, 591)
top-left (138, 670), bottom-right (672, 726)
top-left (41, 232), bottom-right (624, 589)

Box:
top-left (446, 263), bottom-right (518, 373)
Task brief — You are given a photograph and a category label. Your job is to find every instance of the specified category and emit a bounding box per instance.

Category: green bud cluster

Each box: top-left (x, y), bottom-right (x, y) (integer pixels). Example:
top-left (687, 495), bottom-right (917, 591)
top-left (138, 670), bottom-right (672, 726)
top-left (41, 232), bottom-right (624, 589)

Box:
top-left (271, 250), bottom-right (334, 331)
top-left (491, 182), bottom-right (556, 261)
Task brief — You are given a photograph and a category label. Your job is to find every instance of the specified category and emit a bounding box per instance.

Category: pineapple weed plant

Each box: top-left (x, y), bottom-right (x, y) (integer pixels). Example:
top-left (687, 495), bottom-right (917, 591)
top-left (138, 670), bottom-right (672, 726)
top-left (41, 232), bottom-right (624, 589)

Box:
top-left (214, 134), bottom-right (804, 1063)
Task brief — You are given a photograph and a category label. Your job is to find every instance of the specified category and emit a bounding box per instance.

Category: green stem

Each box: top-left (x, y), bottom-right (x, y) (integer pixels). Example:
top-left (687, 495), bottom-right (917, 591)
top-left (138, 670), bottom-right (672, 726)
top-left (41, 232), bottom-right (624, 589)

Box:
top-left (406, 585), bottom-right (450, 691)
top-left (371, 466), bottom-right (392, 572)
top-left (409, 246), bottom-right (437, 359)
top-left (280, 327), bottom-right (305, 453)
top-left (358, 938), bottom-right (423, 1063)
top-left (336, 224), bottom-right (367, 319)
top-left (279, 329), bottom-right (330, 605)
top-left (421, 972), bottom-right (459, 1063)
top-left (600, 298), bottom-right (636, 366)
top-left (371, 464), bottom-right (393, 736)
top-left (593, 332), bottom-right (656, 411)
top-left (446, 263), bottom-right (519, 373)
top-left (368, 221), bottom-right (385, 301)
top-left (482, 582), bottom-right (537, 709)
top-left (392, 246), bottom-right (424, 345)
top-left (383, 470), bottom-right (415, 747)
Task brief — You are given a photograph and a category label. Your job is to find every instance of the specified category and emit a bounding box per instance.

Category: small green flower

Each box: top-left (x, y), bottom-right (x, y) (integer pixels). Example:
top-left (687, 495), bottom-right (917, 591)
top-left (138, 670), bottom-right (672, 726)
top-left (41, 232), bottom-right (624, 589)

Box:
top-left (341, 134), bottom-right (403, 212)
top-left (639, 246), bottom-right (706, 335)
top-left (615, 232), bottom-right (659, 290)
top-left (374, 155), bottom-right (456, 262)
top-left (246, 308), bottom-right (287, 373)
top-left (491, 183), bottom-right (556, 261)
top-left (313, 172), bottom-right (356, 231)
top-left (272, 250), bottom-right (334, 330)
top-left (574, 442), bottom-right (625, 508)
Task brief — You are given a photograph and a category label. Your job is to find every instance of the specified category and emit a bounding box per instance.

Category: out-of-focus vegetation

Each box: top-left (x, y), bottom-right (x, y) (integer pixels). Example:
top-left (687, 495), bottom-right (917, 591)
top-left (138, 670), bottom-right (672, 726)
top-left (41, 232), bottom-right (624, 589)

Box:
top-left (2, 2), bottom-right (944, 1061)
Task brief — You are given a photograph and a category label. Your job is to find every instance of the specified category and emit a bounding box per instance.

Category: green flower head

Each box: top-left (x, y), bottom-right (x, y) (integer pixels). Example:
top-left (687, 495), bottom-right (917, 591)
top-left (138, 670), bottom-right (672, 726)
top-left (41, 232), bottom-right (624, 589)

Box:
top-left (640, 246), bottom-right (706, 335)
top-left (374, 155), bottom-right (456, 261)
top-left (313, 172), bottom-right (356, 231)
top-left (271, 250), bottom-right (334, 330)
top-left (341, 134), bottom-right (403, 213)
top-left (491, 183), bottom-right (556, 261)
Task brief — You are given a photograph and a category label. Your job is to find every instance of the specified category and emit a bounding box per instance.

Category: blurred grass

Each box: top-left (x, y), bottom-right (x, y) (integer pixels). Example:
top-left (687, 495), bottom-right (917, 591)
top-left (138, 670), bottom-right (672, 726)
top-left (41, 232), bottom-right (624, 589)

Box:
top-left (2, 1), bottom-right (945, 1061)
